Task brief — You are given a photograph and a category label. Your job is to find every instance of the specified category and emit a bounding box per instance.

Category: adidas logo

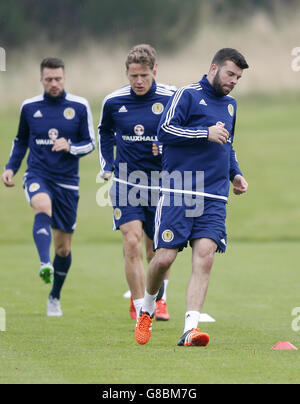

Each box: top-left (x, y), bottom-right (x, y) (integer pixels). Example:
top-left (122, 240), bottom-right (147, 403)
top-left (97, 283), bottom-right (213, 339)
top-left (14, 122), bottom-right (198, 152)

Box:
top-left (37, 228), bottom-right (49, 236)
top-left (199, 99), bottom-right (207, 106)
top-left (118, 105), bottom-right (128, 113)
top-left (33, 110), bottom-right (43, 118)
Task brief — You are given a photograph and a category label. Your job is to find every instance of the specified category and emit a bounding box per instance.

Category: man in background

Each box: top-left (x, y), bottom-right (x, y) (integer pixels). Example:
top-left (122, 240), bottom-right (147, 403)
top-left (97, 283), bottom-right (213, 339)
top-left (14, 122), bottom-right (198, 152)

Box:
top-left (98, 44), bottom-right (175, 320)
top-left (2, 57), bottom-right (95, 316)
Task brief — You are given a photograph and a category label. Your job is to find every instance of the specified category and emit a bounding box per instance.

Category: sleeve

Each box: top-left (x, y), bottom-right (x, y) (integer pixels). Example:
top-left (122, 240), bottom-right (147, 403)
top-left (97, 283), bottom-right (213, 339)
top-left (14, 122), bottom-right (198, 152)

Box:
top-left (229, 112), bottom-right (243, 181)
top-left (69, 101), bottom-right (96, 157)
top-left (158, 88), bottom-right (209, 145)
top-left (5, 104), bottom-right (30, 174)
top-left (97, 97), bottom-right (116, 175)
top-left (230, 147), bottom-right (243, 181)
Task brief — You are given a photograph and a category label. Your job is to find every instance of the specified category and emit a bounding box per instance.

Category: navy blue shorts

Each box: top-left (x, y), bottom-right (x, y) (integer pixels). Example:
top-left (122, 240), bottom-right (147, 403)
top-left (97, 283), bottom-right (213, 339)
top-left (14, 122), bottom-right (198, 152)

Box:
top-left (110, 179), bottom-right (160, 240)
top-left (24, 173), bottom-right (79, 234)
top-left (153, 195), bottom-right (227, 253)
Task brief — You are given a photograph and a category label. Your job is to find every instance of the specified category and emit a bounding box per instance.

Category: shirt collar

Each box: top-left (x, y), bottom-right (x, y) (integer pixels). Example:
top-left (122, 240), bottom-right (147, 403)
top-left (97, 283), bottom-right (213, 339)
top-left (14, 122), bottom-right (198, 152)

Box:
top-left (130, 81), bottom-right (157, 99)
top-left (200, 75), bottom-right (225, 98)
top-left (44, 90), bottom-right (67, 102)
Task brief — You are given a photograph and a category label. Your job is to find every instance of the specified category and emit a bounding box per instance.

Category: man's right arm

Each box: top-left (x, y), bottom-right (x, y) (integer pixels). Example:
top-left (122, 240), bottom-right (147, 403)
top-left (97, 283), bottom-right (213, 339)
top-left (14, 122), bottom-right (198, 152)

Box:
top-left (97, 98), bottom-right (116, 180)
top-left (158, 89), bottom-right (209, 145)
top-left (158, 88), bottom-right (228, 146)
top-left (2, 105), bottom-right (30, 186)
top-left (1, 169), bottom-right (15, 187)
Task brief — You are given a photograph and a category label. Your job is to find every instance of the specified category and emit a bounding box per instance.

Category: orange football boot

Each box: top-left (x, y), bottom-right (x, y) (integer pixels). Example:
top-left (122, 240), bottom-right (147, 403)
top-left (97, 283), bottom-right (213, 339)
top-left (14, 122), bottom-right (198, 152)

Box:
top-left (177, 328), bottom-right (210, 347)
top-left (135, 311), bottom-right (153, 345)
top-left (129, 297), bottom-right (137, 320)
top-left (155, 299), bottom-right (170, 321)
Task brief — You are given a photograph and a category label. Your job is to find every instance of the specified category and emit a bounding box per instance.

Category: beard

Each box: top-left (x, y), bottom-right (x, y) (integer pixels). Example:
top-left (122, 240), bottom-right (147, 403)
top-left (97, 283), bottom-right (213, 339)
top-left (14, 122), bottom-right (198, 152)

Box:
top-left (212, 71), bottom-right (232, 96)
top-left (46, 88), bottom-right (64, 98)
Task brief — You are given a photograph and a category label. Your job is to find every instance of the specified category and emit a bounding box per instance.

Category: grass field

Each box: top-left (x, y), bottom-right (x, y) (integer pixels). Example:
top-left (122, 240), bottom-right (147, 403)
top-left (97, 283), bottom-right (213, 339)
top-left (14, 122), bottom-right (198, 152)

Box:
top-left (0, 95), bottom-right (300, 384)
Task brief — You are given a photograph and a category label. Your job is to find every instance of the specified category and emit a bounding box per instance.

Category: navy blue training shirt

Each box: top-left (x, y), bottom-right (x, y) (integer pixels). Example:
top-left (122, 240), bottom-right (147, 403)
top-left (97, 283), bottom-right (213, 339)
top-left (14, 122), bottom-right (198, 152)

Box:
top-left (5, 91), bottom-right (95, 186)
top-left (158, 75), bottom-right (243, 203)
top-left (98, 81), bottom-right (176, 180)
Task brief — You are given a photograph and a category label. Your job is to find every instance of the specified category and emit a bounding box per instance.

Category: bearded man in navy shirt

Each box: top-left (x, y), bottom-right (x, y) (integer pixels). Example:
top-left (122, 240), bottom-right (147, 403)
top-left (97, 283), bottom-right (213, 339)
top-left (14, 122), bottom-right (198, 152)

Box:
top-left (135, 48), bottom-right (249, 347)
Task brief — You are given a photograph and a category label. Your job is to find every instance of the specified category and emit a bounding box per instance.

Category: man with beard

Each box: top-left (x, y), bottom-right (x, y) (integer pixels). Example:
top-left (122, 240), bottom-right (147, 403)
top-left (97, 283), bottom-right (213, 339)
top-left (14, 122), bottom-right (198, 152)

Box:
top-left (2, 57), bottom-right (95, 316)
top-left (135, 48), bottom-right (249, 346)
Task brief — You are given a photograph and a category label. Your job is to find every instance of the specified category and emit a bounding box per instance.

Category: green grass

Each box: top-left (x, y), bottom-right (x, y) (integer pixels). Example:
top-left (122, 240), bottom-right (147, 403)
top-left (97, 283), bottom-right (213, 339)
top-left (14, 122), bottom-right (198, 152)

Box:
top-left (1, 242), bottom-right (299, 384)
top-left (1, 96), bottom-right (300, 384)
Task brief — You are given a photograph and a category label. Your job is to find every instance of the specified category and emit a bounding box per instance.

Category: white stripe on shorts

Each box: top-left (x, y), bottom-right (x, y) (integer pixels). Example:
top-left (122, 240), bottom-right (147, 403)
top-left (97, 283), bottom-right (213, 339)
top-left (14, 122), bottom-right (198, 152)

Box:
top-left (154, 195), bottom-right (165, 250)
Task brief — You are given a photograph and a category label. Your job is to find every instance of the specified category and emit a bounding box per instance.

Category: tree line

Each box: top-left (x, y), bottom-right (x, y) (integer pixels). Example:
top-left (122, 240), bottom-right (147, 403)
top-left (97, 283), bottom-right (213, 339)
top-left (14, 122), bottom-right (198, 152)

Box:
top-left (0, 0), bottom-right (297, 50)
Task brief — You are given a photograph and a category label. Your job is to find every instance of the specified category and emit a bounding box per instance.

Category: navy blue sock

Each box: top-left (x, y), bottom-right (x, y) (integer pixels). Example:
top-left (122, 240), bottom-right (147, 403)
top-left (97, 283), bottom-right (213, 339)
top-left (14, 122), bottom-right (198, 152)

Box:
top-left (50, 253), bottom-right (72, 300)
top-left (33, 213), bottom-right (52, 264)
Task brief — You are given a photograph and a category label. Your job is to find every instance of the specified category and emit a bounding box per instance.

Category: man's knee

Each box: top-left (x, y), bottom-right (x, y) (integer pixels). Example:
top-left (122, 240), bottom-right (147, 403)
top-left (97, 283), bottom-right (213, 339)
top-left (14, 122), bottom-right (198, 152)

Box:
top-left (124, 233), bottom-right (143, 257)
top-left (53, 230), bottom-right (72, 257)
top-left (121, 222), bottom-right (143, 258)
top-left (31, 193), bottom-right (52, 216)
top-left (193, 239), bottom-right (216, 273)
top-left (55, 244), bottom-right (71, 257)
top-left (155, 249), bottom-right (177, 270)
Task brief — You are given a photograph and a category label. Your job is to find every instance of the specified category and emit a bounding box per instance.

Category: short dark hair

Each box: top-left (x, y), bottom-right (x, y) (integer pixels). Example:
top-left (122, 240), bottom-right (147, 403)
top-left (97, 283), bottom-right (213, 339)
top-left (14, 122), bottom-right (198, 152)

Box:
top-left (40, 57), bottom-right (65, 73)
top-left (212, 48), bottom-right (249, 70)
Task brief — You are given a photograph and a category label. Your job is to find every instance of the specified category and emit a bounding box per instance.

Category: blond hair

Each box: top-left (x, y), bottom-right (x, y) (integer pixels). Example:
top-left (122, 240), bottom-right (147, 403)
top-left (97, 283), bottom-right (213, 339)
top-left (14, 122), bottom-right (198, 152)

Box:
top-left (125, 44), bottom-right (157, 70)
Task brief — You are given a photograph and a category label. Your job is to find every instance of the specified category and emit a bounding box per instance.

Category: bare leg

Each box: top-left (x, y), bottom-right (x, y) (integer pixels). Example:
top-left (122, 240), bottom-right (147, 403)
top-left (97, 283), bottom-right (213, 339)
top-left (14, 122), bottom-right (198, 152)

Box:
top-left (144, 232), bottom-right (171, 289)
top-left (52, 229), bottom-right (72, 257)
top-left (31, 192), bottom-right (52, 216)
top-left (187, 238), bottom-right (216, 312)
top-left (139, 248), bottom-right (177, 324)
top-left (145, 248), bottom-right (177, 300)
top-left (120, 220), bottom-right (145, 300)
